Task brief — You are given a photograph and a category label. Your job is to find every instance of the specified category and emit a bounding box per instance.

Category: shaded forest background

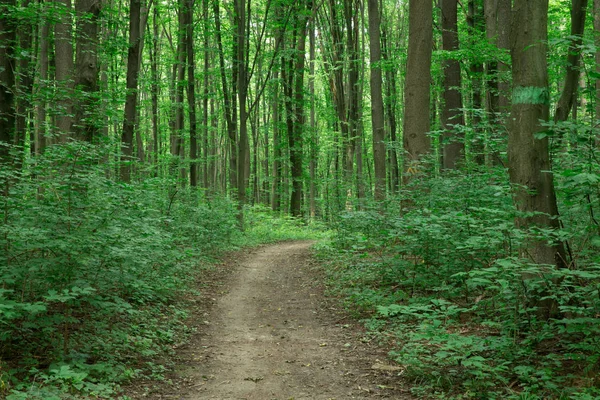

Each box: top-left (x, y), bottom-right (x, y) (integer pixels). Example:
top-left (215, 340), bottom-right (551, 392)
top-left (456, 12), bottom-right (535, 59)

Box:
top-left (1, 0), bottom-right (600, 398)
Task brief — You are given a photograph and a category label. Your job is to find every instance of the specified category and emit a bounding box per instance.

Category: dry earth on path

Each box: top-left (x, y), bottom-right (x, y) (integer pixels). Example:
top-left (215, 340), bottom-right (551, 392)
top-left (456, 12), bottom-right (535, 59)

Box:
top-left (126, 241), bottom-right (413, 399)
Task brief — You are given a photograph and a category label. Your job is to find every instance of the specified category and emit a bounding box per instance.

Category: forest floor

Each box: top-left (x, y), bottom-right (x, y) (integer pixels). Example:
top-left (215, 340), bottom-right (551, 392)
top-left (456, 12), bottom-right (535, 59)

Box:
top-left (124, 241), bottom-right (413, 399)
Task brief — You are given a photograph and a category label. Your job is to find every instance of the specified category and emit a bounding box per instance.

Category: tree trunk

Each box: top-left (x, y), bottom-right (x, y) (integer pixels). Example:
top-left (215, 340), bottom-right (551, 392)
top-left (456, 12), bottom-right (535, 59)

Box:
top-left (309, 20), bottom-right (317, 217)
top-left (508, 0), bottom-right (567, 270)
top-left (15, 0), bottom-right (34, 163)
top-left (381, 26), bottom-right (399, 193)
top-left (35, 16), bottom-right (50, 154)
top-left (367, 0), bottom-right (386, 200)
top-left (497, 0), bottom-right (511, 111)
top-left (187, 0), bottom-right (198, 187)
top-left (468, 0), bottom-right (484, 164)
top-left (271, 69), bottom-right (281, 212)
top-left (120, 0), bottom-right (143, 182)
top-left (74, 0), bottom-right (101, 142)
top-left (236, 0), bottom-right (250, 207)
top-left (0, 0), bottom-right (16, 164)
top-left (554, 0), bottom-right (588, 122)
top-left (150, 4), bottom-right (159, 171)
top-left (595, 0), bottom-right (600, 125)
top-left (403, 0), bottom-right (433, 178)
top-left (213, 0), bottom-right (237, 191)
top-left (54, 0), bottom-right (74, 141)
top-left (441, 0), bottom-right (465, 170)
top-left (202, 0), bottom-right (210, 189)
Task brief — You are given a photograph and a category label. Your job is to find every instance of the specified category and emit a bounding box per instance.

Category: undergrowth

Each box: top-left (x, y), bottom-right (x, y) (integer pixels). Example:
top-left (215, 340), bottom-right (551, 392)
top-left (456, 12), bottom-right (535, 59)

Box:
top-left (318, 166), bottom-right (600, 399)
top-left (0, 141), bottom-right (323, 399)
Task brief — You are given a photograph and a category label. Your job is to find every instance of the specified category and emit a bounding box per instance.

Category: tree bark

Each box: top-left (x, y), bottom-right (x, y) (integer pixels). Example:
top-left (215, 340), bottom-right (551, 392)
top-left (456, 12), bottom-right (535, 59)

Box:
top-left (0, 0), bottom-right (16, 164)
top-left (54, 0), bottom-right (74, 141)
top-left (595, 0), bottom-right (600, 125)
top-left (441, 0), bottom-right (465, 170)
top-left (187, 0), bottom-right (198, 187)
top-left (74, 0), bottom-right (101, 142)
top-left (35, 15), bottom-right (50, 154)
top-left (403, 0), bottom-right (433, 178)
top-left (120, 0), bottom-right (143, 182)
top-left (368, 0), bottom-right (386, 200)
top-left (554, 0), bottom-right (588, 122)
top-left (508, 0), bottom-right (567, 270)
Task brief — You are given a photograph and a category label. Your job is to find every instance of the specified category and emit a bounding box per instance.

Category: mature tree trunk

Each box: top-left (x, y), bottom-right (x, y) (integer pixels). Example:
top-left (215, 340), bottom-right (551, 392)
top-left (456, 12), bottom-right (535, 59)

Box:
top-left (497, 0), bottom-right (511, 111)
top-left (554, 0), bottom-right (588, 122)
top-left (202, 0), bottom-right (210, 189)
top-left (213, 0), bottom-right (237, 191)
top-left (174, 0), bottom-right (186, 183)
top-left (236, 0), bottom-right (250, 207)
top-left (35, 16), bottom-right (50, 154)
top-left (468, 0), bottom-right (484, 164)
top-left (0, 0), bottom-right (16, 164)
top-left (54, 0), bottom-right (74, 140)
top-left (441, 0), bottom-right (465, 170)
top-left (120, 0), bottom-right (143, 181)
top-left (403, 0), bottom-right (433, 178)
top-left (74, 0), bottom-right (101, 142)
top-left (508, 0), bottom-right (567, 272)
top-left (309, 20), bottom-right (317, 217)
top-left (596, 0), bottom-right (600, 124)
top-left (15, 0), bottom-right (34, 161)
top-left (150, 4), bottom-right (159, 170)
top-left (367, 0), bottom-right (386, 200)
top-left (484, 0), bottom-right (499, 119)
top-left (381, 26), bottom-right (399, 193)
top-left (186, 0), bottom-right (198, 187)
top-left (271, 68), bottom-right (281, 211)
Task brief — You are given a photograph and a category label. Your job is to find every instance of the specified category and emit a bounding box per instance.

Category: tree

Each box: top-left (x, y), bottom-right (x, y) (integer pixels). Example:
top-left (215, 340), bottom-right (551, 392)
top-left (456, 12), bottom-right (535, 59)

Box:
top-left (187, 0), bottom-right (198, 187)
top-left (440, 0), bottom-right (464, 170)
top-left (120, 0), bottom-right (143, 182)
top-left (0, 0), bottom-right (16, 164)
top-left (74, 0), bottom-right (102, 141)
top-left (508, 0), bottom-right (567, 270)
top-left (596, 0), bottom-right (600, 124)
top-left (553, 0), bottom-right (588, 122)
top-left (403, 0), bottom-right (433, 178)
top-left (54, 0), bottom-right (75, 140)
top-left (367, 0), bottom-right (386, 200)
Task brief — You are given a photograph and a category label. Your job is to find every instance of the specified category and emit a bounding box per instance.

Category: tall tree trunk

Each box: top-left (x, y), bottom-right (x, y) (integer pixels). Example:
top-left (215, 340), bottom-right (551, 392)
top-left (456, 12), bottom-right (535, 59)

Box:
top-left (368, 0), bottom-right (386, 200)
top-left (174, 0), bottom-right (186, 184)
top-left (271, 69), bottom-right (281, 212)
top-left (54, 0), bottom-right (74, 140)
top-left (120, 0), bottom-right (143, 181)
top-left (150, 4), bottom-right (159, 171)
top-left (595, 0), bottom-right (600, 125)
top-left (236, 0), bottom-right (250, 207)
top-left (0, 0), bottom-right (16, 164)
top-left (202, 0), bottom-right (210, 189)
top-left (468, 0), bottom-right (484, 164)
top-left (381, 26), bottom-right (399, 193)
top-left (74, 0), bottom-right (101, 142)
top-left (35, 15), bottom-right (50, 154)
top-left (497, 0), bottom-right (511, 111)
top-left (441, 0), bottom-right (465, 170)
top-left (554, 0), bottom-right (588, 122)
top-left (403, 0), bottom-right (433, 178)
top-left (309, 20), bottom-right (317, 217)
top-left (15, 0), bottom-right (34, 161)
top-left (187, 0), bottom-right (198, 187)
top-left (509, 0), bottom-right (567, 271)
top-left (213, 0), bottom-right (237, 191)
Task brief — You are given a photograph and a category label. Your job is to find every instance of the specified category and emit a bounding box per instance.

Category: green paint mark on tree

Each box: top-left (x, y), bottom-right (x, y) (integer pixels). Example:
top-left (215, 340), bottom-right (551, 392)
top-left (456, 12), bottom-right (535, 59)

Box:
top-left (512, 86), bottom-right (550, 105)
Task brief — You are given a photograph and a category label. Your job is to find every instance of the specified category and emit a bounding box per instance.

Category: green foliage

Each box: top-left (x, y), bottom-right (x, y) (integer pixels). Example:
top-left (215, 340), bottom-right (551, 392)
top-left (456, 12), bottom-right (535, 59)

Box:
top-left (0, 142), bottom-right (239, 398)
top-left (320, 167), bottom-right (600, 399)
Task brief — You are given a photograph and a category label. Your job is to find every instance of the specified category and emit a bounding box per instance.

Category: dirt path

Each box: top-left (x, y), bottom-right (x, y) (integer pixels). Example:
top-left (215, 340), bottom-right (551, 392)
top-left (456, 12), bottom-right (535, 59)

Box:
top-left (131, 241), bottom-right (411, 399)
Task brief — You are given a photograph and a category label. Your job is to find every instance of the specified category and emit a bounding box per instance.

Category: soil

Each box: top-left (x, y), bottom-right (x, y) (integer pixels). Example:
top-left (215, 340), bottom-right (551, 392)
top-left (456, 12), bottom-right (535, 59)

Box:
top-left (125, 241), bottom-right (413, 399)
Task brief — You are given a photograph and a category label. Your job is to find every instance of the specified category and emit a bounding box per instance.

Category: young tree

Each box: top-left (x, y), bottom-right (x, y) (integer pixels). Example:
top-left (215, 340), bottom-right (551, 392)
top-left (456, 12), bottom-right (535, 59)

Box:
top-left (403, 0), bottom-right (433, 177)
top-left (508, 0), bottom-right (567, 270)
top-left (367, 0), bottom-right (386, 200)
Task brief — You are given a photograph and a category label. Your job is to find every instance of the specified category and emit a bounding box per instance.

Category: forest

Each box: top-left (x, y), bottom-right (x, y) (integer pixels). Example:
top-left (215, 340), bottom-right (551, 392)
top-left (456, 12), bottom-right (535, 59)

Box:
top-left (1, 0), bottom-right (600, 397)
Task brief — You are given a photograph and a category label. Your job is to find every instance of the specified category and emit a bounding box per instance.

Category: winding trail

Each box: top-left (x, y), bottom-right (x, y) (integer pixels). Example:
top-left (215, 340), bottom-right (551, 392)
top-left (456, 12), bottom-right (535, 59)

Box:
top-left (135, 241), bottom-right (410, 399)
